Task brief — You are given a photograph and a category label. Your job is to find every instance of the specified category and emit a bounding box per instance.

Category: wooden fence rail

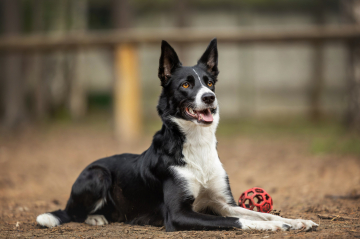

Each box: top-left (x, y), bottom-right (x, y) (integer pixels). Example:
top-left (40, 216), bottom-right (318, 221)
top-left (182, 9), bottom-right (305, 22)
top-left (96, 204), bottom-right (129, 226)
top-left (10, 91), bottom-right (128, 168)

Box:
top-left (1, 25), bottom-right (360, 51)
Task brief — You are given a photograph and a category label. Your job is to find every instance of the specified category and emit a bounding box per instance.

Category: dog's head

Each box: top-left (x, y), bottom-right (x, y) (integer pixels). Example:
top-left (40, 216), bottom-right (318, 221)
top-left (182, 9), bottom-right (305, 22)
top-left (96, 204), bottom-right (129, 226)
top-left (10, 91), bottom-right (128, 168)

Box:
top-left (157, 39), bottom-right (219, 127)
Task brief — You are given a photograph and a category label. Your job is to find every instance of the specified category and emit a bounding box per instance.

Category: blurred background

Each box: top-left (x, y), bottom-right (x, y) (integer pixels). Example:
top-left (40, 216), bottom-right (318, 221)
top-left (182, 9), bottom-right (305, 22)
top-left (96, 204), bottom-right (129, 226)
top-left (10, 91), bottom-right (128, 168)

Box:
top-left (0, 0), bottom-right (360, 139)
top-left (0, 2), bottom-right (360, 235)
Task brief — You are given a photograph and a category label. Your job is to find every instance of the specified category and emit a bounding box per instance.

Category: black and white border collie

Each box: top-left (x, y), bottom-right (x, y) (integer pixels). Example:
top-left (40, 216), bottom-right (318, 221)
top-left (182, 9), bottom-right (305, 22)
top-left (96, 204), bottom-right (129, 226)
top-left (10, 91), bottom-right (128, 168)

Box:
top-left (37, 39), bottom-right (318, 232)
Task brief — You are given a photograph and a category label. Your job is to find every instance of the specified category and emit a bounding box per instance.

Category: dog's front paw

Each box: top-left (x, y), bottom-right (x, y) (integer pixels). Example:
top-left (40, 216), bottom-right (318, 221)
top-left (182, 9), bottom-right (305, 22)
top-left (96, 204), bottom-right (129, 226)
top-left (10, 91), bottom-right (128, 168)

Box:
top-left (240, 219), bottom-right (291, 231)
top-left (286, 219), bottom-right (318, 231)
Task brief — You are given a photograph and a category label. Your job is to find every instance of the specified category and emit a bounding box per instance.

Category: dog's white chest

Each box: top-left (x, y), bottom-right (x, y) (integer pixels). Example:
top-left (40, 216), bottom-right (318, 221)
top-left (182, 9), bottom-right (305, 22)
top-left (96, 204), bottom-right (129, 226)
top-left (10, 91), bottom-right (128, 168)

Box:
top-left (171, 116), bottom-right (226, 199)
top-left (174, 141), bottom-right (224, 195)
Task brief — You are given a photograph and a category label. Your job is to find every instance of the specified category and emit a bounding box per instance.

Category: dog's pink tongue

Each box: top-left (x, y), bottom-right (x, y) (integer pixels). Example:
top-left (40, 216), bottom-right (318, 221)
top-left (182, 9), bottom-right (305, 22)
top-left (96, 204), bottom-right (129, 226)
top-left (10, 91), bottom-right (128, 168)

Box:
top-left (198, 109), bottom-right (213, 122)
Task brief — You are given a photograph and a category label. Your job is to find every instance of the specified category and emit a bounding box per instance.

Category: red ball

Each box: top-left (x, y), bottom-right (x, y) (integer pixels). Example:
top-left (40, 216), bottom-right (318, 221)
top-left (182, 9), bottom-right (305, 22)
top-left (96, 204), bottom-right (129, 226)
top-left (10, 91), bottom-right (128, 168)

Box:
top-left (238, 187), bottom-right (273, 213)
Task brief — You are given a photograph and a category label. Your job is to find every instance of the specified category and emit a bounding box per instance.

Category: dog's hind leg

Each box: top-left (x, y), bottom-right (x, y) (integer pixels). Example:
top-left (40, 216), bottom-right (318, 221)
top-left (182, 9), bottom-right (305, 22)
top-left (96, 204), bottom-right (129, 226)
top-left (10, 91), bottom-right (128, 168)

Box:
top-left (65, 165), bottom-right (113, 224)
top-left (37, 165), bottom-right (112, 228)
top-left (36, 210), bottom-right (71, 228)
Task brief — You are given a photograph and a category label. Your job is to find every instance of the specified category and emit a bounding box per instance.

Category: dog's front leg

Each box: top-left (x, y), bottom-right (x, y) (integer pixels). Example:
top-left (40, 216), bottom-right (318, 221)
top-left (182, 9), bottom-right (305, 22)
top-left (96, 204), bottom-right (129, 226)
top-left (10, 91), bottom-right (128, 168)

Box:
top-left (223, 205), bottom-right (318, 231)
top-left (194, 190), bottom-right (292, 231)
top-left (204, 176), bottom-right (318, 231)
top-left (162, 179), bottom-right (240, 232)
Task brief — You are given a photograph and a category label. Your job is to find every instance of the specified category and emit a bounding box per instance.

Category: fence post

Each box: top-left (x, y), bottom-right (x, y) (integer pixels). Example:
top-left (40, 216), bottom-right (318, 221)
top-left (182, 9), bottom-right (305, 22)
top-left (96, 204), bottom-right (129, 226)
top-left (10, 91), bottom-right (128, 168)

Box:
top-left (2, 0), bottom-right (25, 129)
top-left (114, 44), bottom-right (142, 140)
top-left (309, 41), bottom-right (324, 121)
top-left (69, 0), bottom-right (88, 120)
top-left (342, 0), bottom-right (360, 133)
top-left (309, 0), bottom-right (325, 122)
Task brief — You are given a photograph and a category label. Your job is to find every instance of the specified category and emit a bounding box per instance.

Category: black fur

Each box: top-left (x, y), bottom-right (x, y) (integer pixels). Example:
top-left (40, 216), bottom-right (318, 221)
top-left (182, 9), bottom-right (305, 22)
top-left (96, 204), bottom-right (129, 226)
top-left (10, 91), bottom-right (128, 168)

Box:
top-left (39, 39), bottom-right (242, 231)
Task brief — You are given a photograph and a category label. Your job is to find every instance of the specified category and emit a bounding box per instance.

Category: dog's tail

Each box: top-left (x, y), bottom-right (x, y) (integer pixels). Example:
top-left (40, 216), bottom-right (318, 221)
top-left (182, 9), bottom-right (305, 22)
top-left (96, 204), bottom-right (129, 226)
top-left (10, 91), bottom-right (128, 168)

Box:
top-left (36, 209), bottom-right (71, 228)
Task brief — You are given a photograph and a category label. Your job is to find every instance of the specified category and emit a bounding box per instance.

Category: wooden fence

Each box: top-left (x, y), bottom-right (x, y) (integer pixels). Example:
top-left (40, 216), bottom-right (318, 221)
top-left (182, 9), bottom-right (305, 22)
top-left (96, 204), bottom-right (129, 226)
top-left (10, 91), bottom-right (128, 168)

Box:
top-left (1, 26), bottom-right (359, 139)
top-left (1, 26), bottom-right (360, 50)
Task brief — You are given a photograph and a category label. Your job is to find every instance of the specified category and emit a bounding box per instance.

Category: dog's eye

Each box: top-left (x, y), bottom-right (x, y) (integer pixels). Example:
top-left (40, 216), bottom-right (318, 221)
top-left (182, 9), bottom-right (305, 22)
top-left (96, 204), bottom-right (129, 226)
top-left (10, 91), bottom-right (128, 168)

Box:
top-left (207, 82), bottom-right (213, 87)
top-left (182, 82), bottom-right (190, 88)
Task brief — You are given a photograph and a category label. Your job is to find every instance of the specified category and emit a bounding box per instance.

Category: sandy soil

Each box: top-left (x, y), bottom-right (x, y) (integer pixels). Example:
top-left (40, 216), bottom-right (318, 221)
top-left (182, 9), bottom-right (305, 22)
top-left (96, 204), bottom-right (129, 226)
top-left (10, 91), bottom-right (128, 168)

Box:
top-left (0, 123), bottom-right (359, 238)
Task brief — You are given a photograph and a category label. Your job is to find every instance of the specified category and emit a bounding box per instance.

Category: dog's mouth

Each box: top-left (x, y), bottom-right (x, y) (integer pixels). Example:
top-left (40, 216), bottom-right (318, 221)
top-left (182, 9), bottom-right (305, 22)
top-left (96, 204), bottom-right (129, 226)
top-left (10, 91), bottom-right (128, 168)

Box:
top-left (185, 107), bottom-right (216, 124)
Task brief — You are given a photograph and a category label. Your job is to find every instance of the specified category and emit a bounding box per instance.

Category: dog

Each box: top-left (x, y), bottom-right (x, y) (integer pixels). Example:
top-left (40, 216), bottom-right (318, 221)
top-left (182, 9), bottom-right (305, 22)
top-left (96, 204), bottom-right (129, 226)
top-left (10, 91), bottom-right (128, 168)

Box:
top-left (36, 39), bottom-right (318, 232)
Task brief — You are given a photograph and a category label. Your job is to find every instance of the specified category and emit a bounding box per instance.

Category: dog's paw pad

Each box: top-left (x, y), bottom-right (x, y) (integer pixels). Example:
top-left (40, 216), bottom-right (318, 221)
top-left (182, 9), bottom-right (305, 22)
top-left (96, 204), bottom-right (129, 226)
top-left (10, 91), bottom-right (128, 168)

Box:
top-left (85, 215), bottom-right (108, 226)
top-left (282, 223), bottom-right (291, 231)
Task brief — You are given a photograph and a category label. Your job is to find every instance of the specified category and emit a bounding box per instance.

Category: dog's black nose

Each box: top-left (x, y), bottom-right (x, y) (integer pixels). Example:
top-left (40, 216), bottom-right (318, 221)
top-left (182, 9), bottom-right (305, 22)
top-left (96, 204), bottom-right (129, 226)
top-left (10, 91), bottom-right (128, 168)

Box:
top-left (202, 93), bottom-right (215, 104)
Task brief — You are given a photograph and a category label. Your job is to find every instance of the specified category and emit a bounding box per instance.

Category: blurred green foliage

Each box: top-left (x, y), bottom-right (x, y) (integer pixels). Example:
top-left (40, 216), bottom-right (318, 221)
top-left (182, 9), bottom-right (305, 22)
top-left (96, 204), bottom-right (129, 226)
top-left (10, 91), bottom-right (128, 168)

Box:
top-left (88, 94), bottom-right (112, 110)
top-left (216, 118), bottom-right (360, 156)
top-left (311, 137), bottom-right (360, 156)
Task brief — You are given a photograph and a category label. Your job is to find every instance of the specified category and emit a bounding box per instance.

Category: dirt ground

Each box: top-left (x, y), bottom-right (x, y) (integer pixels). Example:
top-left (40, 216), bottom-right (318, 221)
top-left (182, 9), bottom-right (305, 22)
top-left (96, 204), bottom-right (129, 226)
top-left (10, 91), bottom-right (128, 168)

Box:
top-left (0, 122), bottom-right (360, 238)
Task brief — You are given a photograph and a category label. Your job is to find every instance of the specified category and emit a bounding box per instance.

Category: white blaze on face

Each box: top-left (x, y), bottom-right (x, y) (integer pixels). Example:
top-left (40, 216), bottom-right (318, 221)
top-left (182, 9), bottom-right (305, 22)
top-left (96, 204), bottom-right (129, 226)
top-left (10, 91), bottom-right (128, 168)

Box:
top-left (192, 68), bottom-right (217, 110)
top-left (192, 69), bottom-right (206, 87)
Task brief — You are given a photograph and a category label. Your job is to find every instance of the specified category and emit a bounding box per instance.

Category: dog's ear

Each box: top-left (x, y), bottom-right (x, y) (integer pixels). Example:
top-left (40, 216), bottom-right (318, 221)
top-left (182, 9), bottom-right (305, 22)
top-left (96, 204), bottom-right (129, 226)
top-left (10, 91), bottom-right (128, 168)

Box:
top-left (158, 40), bottom-right (182, 85)
top-left (197, 38), bottom-right (219, 77)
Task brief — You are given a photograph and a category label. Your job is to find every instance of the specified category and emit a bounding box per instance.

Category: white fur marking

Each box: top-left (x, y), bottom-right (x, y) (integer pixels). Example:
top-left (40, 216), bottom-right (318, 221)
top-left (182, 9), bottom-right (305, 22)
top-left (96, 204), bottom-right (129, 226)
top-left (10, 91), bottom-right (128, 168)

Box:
top-left (36, 213), bottom-right (60, 228)
top-left (192, 69), bottom-right (217, 111)
top-left (193, 69), bottom-right (218, 110)
top-left (90, 198), bottom-right (106, 213)
top-left (195, 87), bottom-right (217, 111)
top-left (85, 215), bottom-right (108, 226)
top-left (192, 69), bottom-right (205, 86)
